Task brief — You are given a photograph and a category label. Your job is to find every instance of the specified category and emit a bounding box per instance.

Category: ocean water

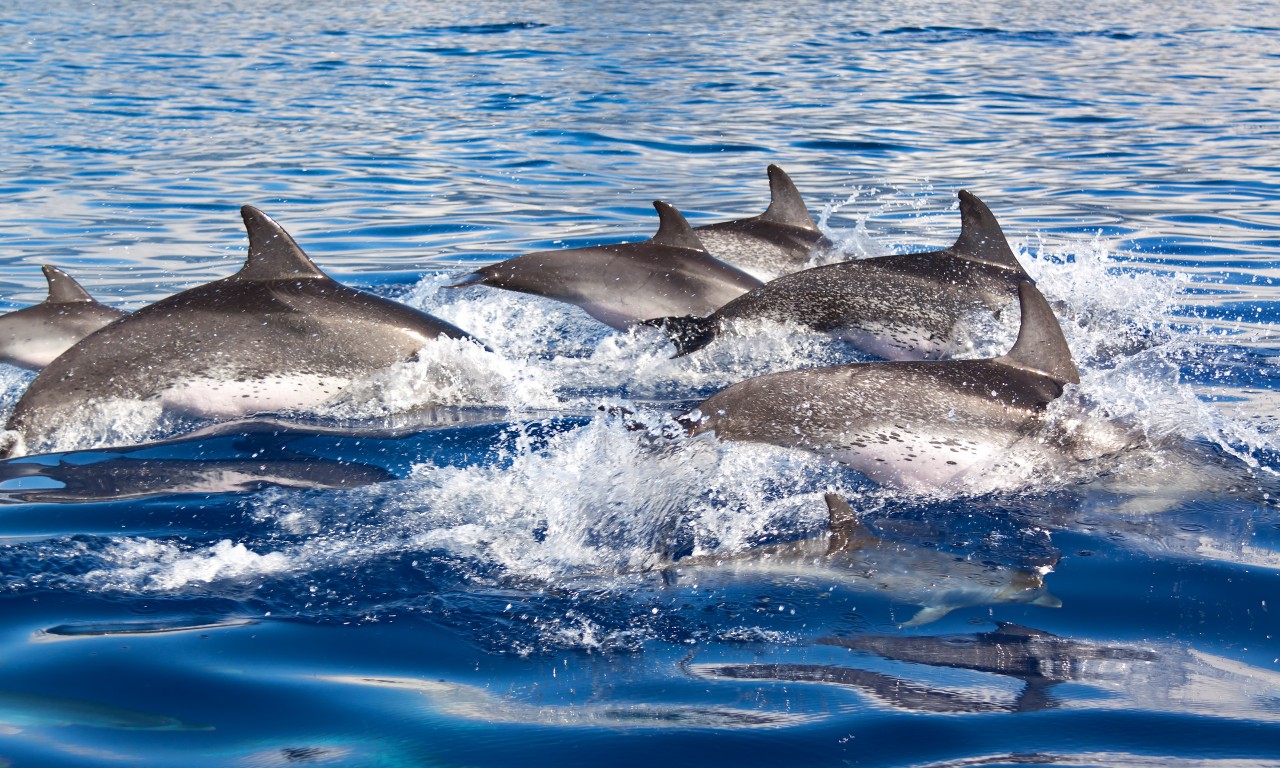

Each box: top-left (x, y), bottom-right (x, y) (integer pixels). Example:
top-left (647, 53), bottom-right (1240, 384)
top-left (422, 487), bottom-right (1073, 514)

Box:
top-left (1, 1), bottom-right (1278, 766)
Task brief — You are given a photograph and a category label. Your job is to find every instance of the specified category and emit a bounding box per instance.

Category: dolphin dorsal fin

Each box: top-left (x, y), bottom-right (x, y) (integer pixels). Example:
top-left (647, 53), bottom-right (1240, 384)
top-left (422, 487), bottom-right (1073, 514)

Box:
top-left (760, 165), bottom-right (820, 232)
top-left (650, 201), bottom-right (708, 251)
top-left (236, 206), bottom-right (329, 281)
top-left (1000, 281), bottom-right (1080, 385)
top-left (41, 265), bottom-right (96, 304)
top-left (824, 493), bottom-right (880, 553)
top-left (950, 191), bottom-right (1027, 275)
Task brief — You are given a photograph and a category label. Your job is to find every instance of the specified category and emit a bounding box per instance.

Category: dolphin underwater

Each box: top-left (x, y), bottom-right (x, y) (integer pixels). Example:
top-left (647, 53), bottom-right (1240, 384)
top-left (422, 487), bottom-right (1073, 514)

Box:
top-left (662, 493), bottom-right (1059, 626)
top-left (450, 200), bottom-right (763, 329)
top-left (1, 206), bottom-right (474, 457)
top-left (646, 190), bottom-right (1031, 359)
top-left (0, 265), bottom-right (129, 370)
top-left (684, 280), bottom-right (1084, 490)
top-left (688, 164), bottom-right (833, 280)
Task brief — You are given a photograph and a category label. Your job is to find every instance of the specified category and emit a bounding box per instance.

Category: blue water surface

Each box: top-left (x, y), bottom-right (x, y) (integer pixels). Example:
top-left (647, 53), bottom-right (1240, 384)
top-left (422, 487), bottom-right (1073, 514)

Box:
top-left (1, 1), bottom-right (1279, 766)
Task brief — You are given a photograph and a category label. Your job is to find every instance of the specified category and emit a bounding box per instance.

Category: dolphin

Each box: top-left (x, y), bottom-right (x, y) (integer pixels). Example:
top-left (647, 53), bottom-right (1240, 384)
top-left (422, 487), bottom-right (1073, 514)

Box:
top-left (1, 206), bottom-right (474, 457)
top-left (0, 265), bottom-right (129, 370)
top-left (662, 493), bottom-right (1060, 626)
top-left (689, 164), bottom-right (832, 280)
top-left (450, 201), bottom-right (763, 329)
top-left (684, 280), bottom-right (1082, 490)
top-left (645, 191), bottom-right (1030, 359)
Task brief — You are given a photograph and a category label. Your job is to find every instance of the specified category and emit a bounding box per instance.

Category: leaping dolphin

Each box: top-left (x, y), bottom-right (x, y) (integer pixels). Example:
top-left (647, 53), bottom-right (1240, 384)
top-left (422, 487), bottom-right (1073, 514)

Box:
top-left (689, 165), bottom-right (832, 280)
top-left (2, 207), bottom-right (475, 457)
top-left (450, 201), bottom-right (763, 329)
top-left (684, 280), bottom-right (1081, 490)
top-left (646, 191), bottom-right (1030, 359)
top-left (0, 265), bottom-right (129, 370)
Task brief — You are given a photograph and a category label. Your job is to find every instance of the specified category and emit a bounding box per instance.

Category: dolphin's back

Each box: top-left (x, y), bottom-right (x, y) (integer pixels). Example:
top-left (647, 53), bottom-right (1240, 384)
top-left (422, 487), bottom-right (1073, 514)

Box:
top-left (651, 191), bottom-right (1032, 359)
top-left (4, 207), bottom-right (472, 455)
top-left (0, 266), bottom-right (130, 370)
top-left (692, 165), bottom-right (831, 279)
top-left (460, 201), bottom-right (762, 329)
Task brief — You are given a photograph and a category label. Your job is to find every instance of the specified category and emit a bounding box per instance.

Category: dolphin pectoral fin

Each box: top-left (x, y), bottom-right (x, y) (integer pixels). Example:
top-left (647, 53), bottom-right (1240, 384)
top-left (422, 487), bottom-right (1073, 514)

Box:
top-left (650, 201), bottom-right (709, 252)
top-left (638, 314), bottom-right (719, 357)
top-left (1031, 593), bottom-right (1063, 608)
top-left (41, 265), bottom-right (96, 304)
top-left (759, 165), bottom-right (820, 233)
top-left (236, 206), bottom-right (329, 282)
top-left (999, 281), bottom-right (1080, 386)
top-left (950, 190), bottom-right (1028, 275)
top-left (902, 604), bottom-right (952, 627)
top-left (823, 493), bottom-right (880, 554)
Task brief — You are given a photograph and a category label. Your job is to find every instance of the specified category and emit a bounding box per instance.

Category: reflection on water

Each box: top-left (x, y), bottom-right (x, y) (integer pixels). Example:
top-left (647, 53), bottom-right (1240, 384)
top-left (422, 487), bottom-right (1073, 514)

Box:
top-left (696, 623), bottom-right (1280, 722)
top-left (319, 673), bottom-right (814, 729)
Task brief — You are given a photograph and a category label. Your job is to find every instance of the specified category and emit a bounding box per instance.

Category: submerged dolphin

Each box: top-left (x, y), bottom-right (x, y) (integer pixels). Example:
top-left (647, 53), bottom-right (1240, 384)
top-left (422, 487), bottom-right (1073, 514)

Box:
top-left (451, 201), bottom-right (763, 329)
top-left (0, 265), bottom-right (129, 370)
top-left (663, 493), bottom-right (1059, 626)
top-left (2, 207), bottom-right (474, 457)
top-left (685, 280), bottom-right (1082, 490)
top-left (647, 191), bottom-right (1030, 359)
top-left (0, 454), bottom-right (394, 502)
top-left (690, 164), bottom-right (832, 280)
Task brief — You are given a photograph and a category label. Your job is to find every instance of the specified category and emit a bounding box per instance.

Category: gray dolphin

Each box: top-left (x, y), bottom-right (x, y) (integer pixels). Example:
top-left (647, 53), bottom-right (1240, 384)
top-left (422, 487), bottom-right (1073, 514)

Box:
top-left (646, 190), bottom-right (1030, 359)
top-left (450, 201), bottom-right (763, 329)
top-left (690, 164), bottom-right (832, 279)
top-left (662, 493), bottom-right (1059, 626)
top-left (685, 280), bottom-right (1081, 490)
top-left (0, 265), bottom-right (129, 370)
top-left (2, 206), bottom-right (474, 457)
top-left (0, 454), bottom-right (394, 502)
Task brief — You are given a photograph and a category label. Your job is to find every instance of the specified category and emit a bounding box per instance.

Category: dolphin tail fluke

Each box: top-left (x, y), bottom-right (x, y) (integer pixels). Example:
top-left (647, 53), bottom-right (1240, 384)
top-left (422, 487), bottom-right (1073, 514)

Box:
top-left (1001, 281), bottom-right (1080, 385)
top-left (951, 191), bottom-right (1029, 276)
top-left (823, 493), bottom-right (880, 554)
top-left (237, 206), bottom-right (329, 281)
top-left (760, 165), bottom-right (820, 233)
top-left (1031, 593), bottom-right (1063, 609)
top-left (639, 314), bottom-right (719, 357)
top-left (650, 201), bottom-right (708, 251)
top-left (41, 265), bottom-right (96, 304)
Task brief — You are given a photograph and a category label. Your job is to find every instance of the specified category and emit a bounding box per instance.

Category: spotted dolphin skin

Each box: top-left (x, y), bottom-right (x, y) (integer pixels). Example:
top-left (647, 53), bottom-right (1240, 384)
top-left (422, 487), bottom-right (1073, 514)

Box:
top-left (647, 191), bottom-right (1030, 359)
top-left (451, 201), bottom-right (763, 329)
top-left (686, 280), bottom-right (1081, 490)
top-left (2, 207), bottom-right (474, 457)
top-left (690, 164), bottom-right (832, 280)
top-left (0, 265), bottom-right (129, 370)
